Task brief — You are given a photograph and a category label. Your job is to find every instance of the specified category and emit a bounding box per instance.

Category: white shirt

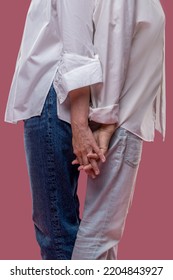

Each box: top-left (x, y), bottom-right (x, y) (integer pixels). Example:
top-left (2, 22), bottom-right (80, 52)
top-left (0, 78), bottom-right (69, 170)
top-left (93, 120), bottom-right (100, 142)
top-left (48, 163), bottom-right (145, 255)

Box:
top-left (5, 0), bottom-right (166, 141)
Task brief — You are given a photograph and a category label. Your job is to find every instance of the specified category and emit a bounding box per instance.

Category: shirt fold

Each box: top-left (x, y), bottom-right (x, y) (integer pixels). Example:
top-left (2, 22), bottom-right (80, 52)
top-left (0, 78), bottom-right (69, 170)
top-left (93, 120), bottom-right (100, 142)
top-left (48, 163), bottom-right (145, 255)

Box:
top-left (53, 52), bottom-right (102, 104)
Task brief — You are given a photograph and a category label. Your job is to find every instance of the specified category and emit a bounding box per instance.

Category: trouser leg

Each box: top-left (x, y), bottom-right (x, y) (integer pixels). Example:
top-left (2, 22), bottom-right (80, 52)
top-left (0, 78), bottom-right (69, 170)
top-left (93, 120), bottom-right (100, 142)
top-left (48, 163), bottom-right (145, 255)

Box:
top-left (72, 127), bottom-right (143, 260)
top-left (24, 84), bottom-right (80, 259)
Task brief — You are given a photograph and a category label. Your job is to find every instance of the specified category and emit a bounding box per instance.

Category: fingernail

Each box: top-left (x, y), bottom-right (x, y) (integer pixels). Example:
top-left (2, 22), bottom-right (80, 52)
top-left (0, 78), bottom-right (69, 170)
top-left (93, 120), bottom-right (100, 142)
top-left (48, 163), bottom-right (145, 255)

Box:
top-left (102, 156), bottom-right (106, 162)
top-left (95, 170), bottom-right (99, 175)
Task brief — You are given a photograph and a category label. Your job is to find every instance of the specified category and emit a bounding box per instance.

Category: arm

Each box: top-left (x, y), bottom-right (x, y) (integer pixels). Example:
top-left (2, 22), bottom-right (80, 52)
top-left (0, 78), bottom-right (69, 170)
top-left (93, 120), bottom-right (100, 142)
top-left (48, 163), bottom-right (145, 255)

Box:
top-left (56, 0), bottom-right (105, 175)
top-left (89, 0), bottom-right (136, 124)
top-left (54, 0), bottom-right (103, 105)
top-left (78, 0), bottom-right (137, 174)
top-left (70, 87), bottom-right (105, 177)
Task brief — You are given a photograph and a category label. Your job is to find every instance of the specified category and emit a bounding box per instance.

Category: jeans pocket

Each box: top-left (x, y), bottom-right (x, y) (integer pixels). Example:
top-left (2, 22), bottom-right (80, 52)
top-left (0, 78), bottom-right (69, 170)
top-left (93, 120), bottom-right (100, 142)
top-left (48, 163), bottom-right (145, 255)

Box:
top-left (124, 133), bottom-right (143, 168)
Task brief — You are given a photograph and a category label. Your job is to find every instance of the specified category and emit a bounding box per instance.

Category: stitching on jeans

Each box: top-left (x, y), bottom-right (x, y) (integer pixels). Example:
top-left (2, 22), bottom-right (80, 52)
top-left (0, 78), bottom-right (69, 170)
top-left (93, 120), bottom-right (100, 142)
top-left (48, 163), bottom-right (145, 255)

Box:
top-left (46, 88), bottom-right (65, 259)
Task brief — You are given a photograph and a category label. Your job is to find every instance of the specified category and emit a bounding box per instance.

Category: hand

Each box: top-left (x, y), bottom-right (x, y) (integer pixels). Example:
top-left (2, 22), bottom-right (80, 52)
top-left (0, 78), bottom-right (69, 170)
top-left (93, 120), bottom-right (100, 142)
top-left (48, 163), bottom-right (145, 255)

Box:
top-left (71, 121), bottom-right (105, 177)
top-left (91, 123), bottom-right (117, 155)
top-left (82, 123), bottom-right (117, 175)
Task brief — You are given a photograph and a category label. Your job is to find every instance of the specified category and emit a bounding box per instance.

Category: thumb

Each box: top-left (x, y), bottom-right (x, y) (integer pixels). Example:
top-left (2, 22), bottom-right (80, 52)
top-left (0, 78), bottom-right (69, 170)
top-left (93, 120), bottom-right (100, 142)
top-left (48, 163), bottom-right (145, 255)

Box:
top-left (98, 131), bottom-right (111, 155)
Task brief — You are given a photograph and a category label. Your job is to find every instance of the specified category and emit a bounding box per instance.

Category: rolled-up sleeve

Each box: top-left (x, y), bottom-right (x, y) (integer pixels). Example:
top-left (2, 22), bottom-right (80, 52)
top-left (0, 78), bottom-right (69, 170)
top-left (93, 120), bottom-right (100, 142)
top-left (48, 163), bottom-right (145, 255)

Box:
top-left (53, 0), bottom-right (103, 104)
top-left (89, 0), bottom-right (136, 124)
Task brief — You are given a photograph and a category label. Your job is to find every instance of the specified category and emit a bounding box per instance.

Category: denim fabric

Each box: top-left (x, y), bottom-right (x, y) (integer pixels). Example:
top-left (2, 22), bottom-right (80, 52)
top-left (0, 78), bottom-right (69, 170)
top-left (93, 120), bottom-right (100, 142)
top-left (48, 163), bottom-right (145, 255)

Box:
top-left (72, 127), bottom-right (143, 260)
top-left (24, 84), bottom-right (80, 259)
top-left (23, 83), bottom-right (143, 260)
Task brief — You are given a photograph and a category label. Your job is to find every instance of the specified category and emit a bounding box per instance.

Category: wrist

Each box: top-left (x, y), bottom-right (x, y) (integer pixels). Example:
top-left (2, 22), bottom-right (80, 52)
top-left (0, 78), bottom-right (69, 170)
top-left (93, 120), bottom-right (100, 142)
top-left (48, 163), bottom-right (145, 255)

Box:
top-left (71, 119), bottom-right (89, 129)
top-left (99, 123), bottom-right (118, 134)
top-left (100, 123), bottom-right (117, 130)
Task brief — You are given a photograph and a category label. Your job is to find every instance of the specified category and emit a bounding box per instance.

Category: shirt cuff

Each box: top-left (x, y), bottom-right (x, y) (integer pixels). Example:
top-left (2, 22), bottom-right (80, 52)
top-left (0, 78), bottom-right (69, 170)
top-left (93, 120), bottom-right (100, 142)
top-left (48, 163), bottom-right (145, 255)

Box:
top-left (89, 104), bottom-right (119, 124)
top-left (53, 52), bottom-right (103, 104)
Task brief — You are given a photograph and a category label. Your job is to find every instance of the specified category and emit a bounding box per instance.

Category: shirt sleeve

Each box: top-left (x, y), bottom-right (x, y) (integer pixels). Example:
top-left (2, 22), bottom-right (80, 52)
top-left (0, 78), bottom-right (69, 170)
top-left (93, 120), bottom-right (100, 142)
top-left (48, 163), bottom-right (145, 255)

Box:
top-left (53, 0), bottom-right (103, 104)
top-left (89, 0), bottom-right (136, 124)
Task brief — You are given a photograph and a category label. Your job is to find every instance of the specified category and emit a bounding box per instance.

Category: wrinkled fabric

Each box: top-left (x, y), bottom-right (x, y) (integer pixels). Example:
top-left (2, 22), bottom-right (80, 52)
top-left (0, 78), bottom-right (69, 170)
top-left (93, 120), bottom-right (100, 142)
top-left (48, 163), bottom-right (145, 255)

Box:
top-left (5, 0), bottom-right (166, 141)
top-left (72, 127), bottom-right (143, 260)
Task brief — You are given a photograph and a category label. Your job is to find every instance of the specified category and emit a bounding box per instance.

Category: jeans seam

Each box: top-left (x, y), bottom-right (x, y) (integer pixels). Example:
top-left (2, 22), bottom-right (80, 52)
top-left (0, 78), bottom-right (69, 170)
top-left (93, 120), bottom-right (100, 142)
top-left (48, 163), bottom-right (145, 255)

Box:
top-left (45, 88), bottom-right (65, 259)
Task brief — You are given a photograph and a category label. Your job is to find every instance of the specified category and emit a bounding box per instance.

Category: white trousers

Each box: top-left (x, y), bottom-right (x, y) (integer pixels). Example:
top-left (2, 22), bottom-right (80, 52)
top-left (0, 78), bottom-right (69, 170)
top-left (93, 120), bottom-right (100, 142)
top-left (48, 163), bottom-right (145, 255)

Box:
top-left (72, 127), bottom-right (143, 260)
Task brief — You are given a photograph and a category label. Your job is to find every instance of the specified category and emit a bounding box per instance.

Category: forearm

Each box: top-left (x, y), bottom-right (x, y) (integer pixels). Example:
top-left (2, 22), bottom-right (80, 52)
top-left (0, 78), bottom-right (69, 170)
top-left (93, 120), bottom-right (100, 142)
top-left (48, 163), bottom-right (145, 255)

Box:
top-left (69, 86), bottom-right (90, 128)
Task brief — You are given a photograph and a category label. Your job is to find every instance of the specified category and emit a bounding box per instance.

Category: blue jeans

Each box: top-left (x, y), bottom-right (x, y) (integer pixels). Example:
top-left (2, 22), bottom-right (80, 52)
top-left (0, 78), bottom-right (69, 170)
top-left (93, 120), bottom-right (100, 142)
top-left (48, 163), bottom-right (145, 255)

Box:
top-left (24, 84), bottom-right (80, 259)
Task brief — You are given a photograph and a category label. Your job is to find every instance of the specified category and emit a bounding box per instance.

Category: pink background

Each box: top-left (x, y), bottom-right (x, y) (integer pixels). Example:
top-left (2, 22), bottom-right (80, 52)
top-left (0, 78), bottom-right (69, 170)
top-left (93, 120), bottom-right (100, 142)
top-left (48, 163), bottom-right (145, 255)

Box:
top-left (0, 0), bottom-right (172, 260)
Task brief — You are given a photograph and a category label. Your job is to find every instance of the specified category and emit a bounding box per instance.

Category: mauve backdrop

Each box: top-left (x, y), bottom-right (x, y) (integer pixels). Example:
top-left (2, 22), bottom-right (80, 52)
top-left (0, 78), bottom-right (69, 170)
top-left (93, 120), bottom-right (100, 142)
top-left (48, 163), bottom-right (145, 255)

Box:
top-left (0, 0), bottom-right (172, 260)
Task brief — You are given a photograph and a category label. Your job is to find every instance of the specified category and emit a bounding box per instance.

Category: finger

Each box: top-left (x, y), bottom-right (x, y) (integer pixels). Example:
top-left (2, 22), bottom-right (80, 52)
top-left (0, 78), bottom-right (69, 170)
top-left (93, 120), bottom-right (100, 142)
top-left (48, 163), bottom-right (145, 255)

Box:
top-left (83, 162), bottom-right (99, 176)
top-left (72, 159), bottom-right (79, 165)
top-left (76, 155), bottom-right (83, 166)
top-left (78, 165), bottom-right (84, 171)
top-left (81, 153), bottom-right (90, 167)
top-left (85, 168), bottom-right (96, 179)
top-left (92, 143), bottom-right (106, 163)
top-left (83, 160), bottom-right (99, 176)
top-left (87, 152), bottom-right (99, 160)
top-left (83, 163), bottom-right (93, 171)
top-left (90, 159), bottom-right (100, 175)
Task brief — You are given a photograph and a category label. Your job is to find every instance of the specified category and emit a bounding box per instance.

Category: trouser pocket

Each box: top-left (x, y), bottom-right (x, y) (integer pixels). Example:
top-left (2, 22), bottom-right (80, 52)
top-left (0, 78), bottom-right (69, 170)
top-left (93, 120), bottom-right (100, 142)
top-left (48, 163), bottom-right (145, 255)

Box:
top-left (124, 132), bottom-right (143, 168)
